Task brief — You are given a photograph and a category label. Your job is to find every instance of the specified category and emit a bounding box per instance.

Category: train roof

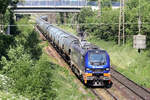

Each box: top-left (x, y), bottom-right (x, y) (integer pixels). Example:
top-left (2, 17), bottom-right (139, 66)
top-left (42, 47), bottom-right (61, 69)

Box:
top-left (37, 17), bottom-right (104, 53)
top-left (54, 25), bottom-right (79, 40)
top-left (39, 17), bottom-right (78, 40)
top-left (79, 40), bottom-right (99, 50)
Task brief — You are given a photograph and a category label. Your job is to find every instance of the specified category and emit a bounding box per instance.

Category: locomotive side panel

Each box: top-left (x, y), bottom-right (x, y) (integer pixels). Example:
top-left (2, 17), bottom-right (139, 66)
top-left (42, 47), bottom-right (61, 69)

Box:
top-left (63, 36), bottom-right (76, 55)
top-left (71, 45), bottom-right (85, 72)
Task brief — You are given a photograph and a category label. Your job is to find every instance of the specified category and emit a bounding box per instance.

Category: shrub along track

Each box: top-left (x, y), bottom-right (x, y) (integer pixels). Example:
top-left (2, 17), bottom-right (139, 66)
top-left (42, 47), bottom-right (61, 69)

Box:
top-left (35, 26), bottom-right (150, 100)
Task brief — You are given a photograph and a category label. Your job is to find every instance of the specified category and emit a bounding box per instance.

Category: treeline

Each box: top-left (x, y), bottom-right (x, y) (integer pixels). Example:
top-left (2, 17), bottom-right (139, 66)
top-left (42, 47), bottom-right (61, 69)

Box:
top-left (0, 0), bottom-right (57, 99)
top-left (62, 0), bottom-right (150, 48)
top-left (0, 17), bottom-right (56, 99)
top-left (0, 0), bottom-right (18, 35)
top-left (80, 0), bottom-right (150, 46)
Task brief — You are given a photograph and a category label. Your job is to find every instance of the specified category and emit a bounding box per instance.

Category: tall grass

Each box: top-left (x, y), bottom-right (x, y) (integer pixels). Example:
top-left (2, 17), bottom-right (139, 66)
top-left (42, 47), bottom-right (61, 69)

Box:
top-left (0, 91), bottom-right (27, 100)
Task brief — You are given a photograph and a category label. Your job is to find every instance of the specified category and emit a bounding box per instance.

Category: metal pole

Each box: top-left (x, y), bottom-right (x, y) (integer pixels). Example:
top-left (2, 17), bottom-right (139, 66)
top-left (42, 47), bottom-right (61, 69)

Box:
top-left (7, 24), bottom-right (10, 35)
top-left (123, 0), bottom-right (125, 45)
top-left (98, 0), bottom-right (101, 17)
top-left (118, 0), bottom-right (122, 45)
top-left (2, 14), bottom-right (3, 33)
top-left (64, 13), bottom-right (66, 24)
top-left (138, 16), bottom-right (141, 34)
top-left (0, 14), bottom-right (2, 33)
top-left (138, 0), bottom-right (141, 35)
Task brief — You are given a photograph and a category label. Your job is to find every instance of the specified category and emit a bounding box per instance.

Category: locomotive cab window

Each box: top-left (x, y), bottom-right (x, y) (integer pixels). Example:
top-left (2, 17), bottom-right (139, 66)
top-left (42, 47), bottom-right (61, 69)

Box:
top-left (88, 51), bottom-right (106, 66)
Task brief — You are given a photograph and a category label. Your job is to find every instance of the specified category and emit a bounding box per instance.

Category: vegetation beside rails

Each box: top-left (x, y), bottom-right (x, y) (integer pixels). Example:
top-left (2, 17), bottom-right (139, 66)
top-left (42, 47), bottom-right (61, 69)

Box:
top-left (0, 91), bottom-right (27, 100)
top-left (0, 17), bottom-right (55, 99)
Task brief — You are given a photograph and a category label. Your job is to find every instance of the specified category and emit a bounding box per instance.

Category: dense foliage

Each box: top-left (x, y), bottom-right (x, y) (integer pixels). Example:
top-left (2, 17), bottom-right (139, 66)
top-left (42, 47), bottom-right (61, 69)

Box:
top-left (0, 15), bottom-right (96, 98)
top-left (77, 0), bottom-right (150, 48)
top-left (0, 34), bottom-right (14, 59)
top-left (0, 0), bottom-right (19, 34)
top-left (0, 18), bottom-right (56, 99)
top-left (0, 0), bottom-right (11, 14)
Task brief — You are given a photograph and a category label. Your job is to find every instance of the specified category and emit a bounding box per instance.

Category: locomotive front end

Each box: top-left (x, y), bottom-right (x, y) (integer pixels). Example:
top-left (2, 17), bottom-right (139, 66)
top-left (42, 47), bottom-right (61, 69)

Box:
top-left (84, 50), bottom-right (111, 87)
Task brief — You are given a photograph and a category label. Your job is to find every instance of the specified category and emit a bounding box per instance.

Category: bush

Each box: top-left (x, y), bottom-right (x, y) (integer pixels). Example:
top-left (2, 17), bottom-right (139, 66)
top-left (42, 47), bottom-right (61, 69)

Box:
top-left (15, 18), bottom-right (42, 60)
top-left (0, 44), bottom-right (56, 99)
top-left (27, 55), bottom-right (56, 99)
top-left (0, 17), bottom-right (56, 99)
top-left (0, 34), bottom-right (14, 59)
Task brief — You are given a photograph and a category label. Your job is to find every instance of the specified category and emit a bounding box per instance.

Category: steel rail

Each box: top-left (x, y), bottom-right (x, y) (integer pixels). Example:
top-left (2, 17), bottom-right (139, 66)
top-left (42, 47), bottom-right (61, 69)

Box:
top-left (111, 67), bottom-right (150, 100)
top-left (104, 88), bottom-right (118, 100)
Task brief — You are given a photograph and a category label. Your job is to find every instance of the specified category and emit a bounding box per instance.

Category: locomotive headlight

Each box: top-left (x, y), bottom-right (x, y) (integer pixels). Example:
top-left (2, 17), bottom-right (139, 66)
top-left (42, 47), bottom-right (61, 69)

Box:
top-left (106, 68), bottom-right (110, 71)
top-left (86, 68), bottom-right (91, 71)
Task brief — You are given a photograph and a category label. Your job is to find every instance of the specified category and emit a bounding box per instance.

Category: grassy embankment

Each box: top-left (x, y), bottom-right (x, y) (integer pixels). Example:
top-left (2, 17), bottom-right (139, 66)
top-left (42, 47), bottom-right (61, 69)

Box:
top-left (59, 25), bottom-right (150, 88)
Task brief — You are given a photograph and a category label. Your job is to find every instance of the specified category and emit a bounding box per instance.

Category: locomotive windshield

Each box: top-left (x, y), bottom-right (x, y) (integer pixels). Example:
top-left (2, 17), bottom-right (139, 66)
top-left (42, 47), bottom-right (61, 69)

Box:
top-left (89, 51), bottom-right (107, 66)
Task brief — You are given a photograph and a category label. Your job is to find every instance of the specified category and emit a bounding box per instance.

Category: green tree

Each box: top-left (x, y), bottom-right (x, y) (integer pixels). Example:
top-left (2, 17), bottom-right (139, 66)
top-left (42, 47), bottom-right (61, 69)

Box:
top-left (28, 56), bottom-right (56, 99)
top-left (0, 0), bottom-right (22, 13)
top-left (78, 7), bottom-right (119, 41)
top-left (0, 0), bottom-right (20, 33)
top-left (78, 7), bottom-right (95, 32)
top-left (79, 0), bottom-right (150, 47)
top-left (1, 45), bottom-right (56, 99)
top-left (0, 34), bottom-right (14, 59)
top-left (16, 18), bottom-right (42, 60)
top-left (0, 0), bottom-right (11, 14)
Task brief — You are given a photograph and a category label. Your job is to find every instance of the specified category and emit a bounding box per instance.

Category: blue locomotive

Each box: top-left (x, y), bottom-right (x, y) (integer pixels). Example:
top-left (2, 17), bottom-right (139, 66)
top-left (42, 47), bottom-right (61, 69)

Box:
top-left (36, 17), bottom-right (112, 87)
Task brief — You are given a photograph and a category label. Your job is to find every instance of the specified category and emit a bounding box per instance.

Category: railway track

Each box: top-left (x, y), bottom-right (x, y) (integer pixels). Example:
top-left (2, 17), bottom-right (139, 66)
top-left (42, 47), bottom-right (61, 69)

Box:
top-left (104, 88), bottom-right (118, 100)
top-left (90, 89), bottom-right (104, 100)
top-left (111, 67), bottom-right (150, 100)
top-left (35, 26), bottom-right (150, 100)
top-left (93, 88), bottom-right (118, 100)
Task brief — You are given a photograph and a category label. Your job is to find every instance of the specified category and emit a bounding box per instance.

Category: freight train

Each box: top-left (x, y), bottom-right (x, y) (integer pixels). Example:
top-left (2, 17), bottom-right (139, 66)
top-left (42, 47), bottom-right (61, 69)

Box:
top-left (36, 17), bottom-right (112, 87)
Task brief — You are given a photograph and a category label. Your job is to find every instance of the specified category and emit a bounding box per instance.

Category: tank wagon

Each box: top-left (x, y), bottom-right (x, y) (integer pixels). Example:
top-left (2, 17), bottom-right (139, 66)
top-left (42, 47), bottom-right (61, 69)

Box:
top-left (36, 17), bottom-right (112, 87)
